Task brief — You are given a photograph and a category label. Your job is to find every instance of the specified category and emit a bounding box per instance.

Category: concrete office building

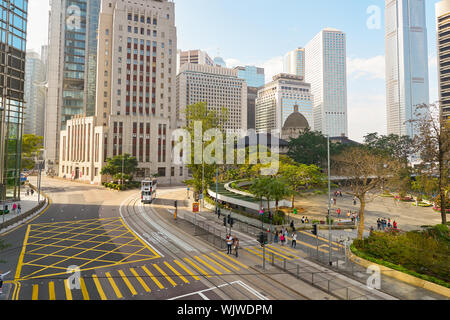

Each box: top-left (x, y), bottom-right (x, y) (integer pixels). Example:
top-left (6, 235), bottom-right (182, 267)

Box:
top-left (24, 51), bottom-right (46, 137)
top-left (436, 0), bottom-right (450, 121)
top-left (385, 0), bottom-right (429, 137)
top-left (255, 73), bottom-right (313, 137)
top-left (283, 48), bottom-right (305, 78)
top-left (177, 63), bottom-right (247, 132)
top-left (59, 0), bottom-right (185, 184)
top-left (177, 49), bottom-right (213, 73)
top-left (305, 28), bottom-right (348, 137)
top-left (0, 0), bottom-right (28, 201)
top-left (235, 65), bottom-right (265, 130)
top-left (45, 0), bottom-right (101, 174)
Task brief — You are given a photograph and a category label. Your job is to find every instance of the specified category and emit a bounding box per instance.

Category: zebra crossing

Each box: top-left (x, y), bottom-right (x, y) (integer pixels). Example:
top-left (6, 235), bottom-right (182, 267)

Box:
top-left (14, 251), bottom-right (249, 300)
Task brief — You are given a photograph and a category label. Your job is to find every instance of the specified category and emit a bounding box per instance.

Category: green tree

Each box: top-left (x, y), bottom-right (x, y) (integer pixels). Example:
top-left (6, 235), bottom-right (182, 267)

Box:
top-left (250, 176), bottom-right (272, 210)
top-left (287, 129), bottom-right (350, 167)
top-left (183, 102), bottom-right (228, 194)
top-left (364, 133), bottom-right (414, 163)
top-left (100, 154), bottom-right (138, 180)
top-left (21, 134), bottom-right (44, 170)
top-left (268, 178), bottom-right (292, 219)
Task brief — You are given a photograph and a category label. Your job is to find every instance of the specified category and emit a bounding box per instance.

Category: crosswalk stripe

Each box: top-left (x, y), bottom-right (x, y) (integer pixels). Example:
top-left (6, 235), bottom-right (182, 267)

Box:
top-left (48, 282), bottom-right (55, 300)
top-left (64, 279), bottom-right (73, 300)
top-left (194, 256), bottom-right (223, 275)
top-left (209, 253), bottom-right (240, 271)
top-left (183, 258), bottom-right (211, 278)
top-left (261, 246), bottom-right (295, 260)
top-left (202, 254), bottom-right (231, 273)
top-left (80, 278), bottom-right (90, 300)
top-left (217, 252), bottom-right (249, 269)
top-left (297, 240), bottom-right (329, 253)
top-left (118, 270), bottom-right (138, 296)
top-left (173, 260), bottom-right (200, 281)
top-left (245, 247), bottom-right (271, 260)
top-left (32, 284), bottom-right (38, 300)
top-left (106, 272), bottom-right (123, 299)
top-left (141, 265), bottom-right (164, 289)
top-left (130, 268), bottom-right (151, 293)
top-left (267, 244), bottom-right (298, 257)
top-left (92, 274), bottom-right (108, 300)
top-left (164, 262), bottom-right (189, 284)
top-left (299, 230), bottom-right (344, 248)
top-left (153, 264), bottom-right (177, 287)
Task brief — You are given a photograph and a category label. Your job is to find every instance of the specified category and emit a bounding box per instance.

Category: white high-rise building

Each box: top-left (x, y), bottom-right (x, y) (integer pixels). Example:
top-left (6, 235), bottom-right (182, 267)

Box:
top-left (283, 48), bottom-right (305, 79)
top-left (385, 0), bottom-right (429, 138)
top-left (305, 28), bottom-right (348, 137)
top-left (436, 0), bottom-right (450, 121)
top-left (177, 63), bottom-right (247, 132)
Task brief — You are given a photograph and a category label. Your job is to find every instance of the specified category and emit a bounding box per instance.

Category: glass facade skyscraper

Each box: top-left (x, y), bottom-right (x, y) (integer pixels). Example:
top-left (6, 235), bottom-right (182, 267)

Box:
top-left (284, 48), bottom-right (305, 79)
top-left (0, 0), bottom-right (28, 201)
top-left (385, 0), bottom-right (429, 138)
top-left (45, 0), bottom-right (100, 173)
top-left (235, 65), bottom-right (265, 88)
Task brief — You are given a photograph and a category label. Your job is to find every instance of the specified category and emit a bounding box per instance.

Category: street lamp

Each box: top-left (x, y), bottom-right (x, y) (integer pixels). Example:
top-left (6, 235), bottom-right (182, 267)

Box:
top-left (327, 134), bottom-right (332, 266)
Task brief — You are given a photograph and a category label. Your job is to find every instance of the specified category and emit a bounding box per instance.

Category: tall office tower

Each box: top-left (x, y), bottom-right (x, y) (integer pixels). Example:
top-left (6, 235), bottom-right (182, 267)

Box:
top-left (177, 63), bottom-right (247, 132)
top-left (213, 56), bottom-right (226, 68)
top-left (177, 49), bottom-right (213, 70)
top-left (305, 28), bottom-right (348, 137)
top-left (255, 74), bottom-right (313, 136)
top-left (436, 0), bottom-right (450, 121)
top-left (59, 0), bottom-right (183, 184)
top-left (45, 0), bottom-right (101, 174)
top-left (385, 0), bottom-right (429, 137)
top-left (283, 48), bottom-right (305, 78)
top-left (24, 51), bottom-right (46, 137)
top-left (0, 0), bottom-right (28, 200)
top-left (235, 66), bottom-right (265, 129)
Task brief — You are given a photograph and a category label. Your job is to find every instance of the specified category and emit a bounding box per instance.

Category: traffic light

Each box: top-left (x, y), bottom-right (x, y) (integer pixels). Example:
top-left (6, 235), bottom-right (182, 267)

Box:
top-left (258, 232), bottom-right (268, 246)
top-left (312, 224), bottom-right (318, 236)
top-left (227, 214), bottom-right (231, 224)
top-left (174, 200), bottom-right (178, 208)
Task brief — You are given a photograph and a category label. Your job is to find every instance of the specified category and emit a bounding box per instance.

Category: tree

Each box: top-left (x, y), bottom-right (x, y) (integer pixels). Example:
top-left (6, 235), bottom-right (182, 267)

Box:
top-left (267, 178), bottom-right (292, 219)
top-left (183, 101), bottom-right (228, 194)
top-left (280, 163), bottom-right (326, 208)
top-left (100, 154), bottom-right (138, 180)
top-left (409, 103), bottom-right (449, 224)
top-left (287, 129), bottom-right (350, 167)
top-left (21, 134), bottom-right (44, 170)
top-left (364, 133), bottom-right (414, 163)
top-left (333, 147), bottom-right (398, 240)
top-left (250, 176), bottom-right (272, 210)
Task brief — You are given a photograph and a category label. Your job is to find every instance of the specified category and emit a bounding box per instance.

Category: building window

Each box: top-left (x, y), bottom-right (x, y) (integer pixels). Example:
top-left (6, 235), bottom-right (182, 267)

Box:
top-left (158, 167), bottom-right (166, 177)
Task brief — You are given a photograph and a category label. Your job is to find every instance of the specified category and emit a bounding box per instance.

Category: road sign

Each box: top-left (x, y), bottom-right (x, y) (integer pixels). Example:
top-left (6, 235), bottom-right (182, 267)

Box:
top-left (193, 202), bottom-right (199, 213)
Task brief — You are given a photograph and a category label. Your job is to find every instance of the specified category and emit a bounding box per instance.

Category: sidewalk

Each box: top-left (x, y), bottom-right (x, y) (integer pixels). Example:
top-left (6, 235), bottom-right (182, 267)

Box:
top-left (182, 192), bottom-right (448, 300)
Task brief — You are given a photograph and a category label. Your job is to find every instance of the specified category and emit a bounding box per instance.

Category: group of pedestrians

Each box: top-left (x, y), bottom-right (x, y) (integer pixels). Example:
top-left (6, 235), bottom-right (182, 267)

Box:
top-left (274, 227), bottom-right (297, 248)
top-left (377, 218), bottom-right (398, 231)
top-left (225, 234), bottom-right (239, 257)
top-left (300, 216), bottom-right (309, 224)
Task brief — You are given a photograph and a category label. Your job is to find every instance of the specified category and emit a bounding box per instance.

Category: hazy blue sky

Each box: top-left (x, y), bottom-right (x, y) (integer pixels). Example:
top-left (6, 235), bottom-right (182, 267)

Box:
top-left (27, 0), bottom-right (442, 142)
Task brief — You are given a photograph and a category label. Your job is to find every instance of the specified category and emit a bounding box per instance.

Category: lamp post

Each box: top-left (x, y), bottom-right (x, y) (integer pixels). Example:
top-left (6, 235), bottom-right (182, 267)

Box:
top-left (327, 134), bottom-right (332, 266)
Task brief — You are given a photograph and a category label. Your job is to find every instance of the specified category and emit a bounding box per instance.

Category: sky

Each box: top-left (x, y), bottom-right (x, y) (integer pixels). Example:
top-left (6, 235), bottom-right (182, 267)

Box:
top-left (27, 0), bottom-right (443, 142)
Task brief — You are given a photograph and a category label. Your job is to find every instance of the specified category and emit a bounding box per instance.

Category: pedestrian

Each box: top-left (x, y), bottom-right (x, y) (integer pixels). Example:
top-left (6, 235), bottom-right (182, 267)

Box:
top-left (291, 232), bottom-right (297, 248)
top-left (301, 216), bottom-right (305, 224)
top-left (226, 234), bottom-right (233, 254)
top-left (339, 191), bottom-right (343, 197)
top-left (377, 219), bottom-right (381, 230)
top-left (233, 237), bottom-right (240, 258)
top-left (274, 229), bottom-right (279, 243)
top-left (388, 218), bottom-right (392, 228)
top-left (17, 204), bottom-right (21, 215)
top-left (12, 203), bottom-right (16, 213)
top-left (337, 208), bottom-right (341, 217)
top-left (393, 221), bottom-right (398, 229)
top-left (347, 211), bottom-right (350, 218)
top-left (353, 197), bottom-right (357, 206)
top-left (305, 217), bottom-right (309, 224)
top-left (0, 270), bottom-right (11, 294)
top-left (31, 189), bottom-right (34, 196)
top-left (217, 208), bottom-right (221, 219)
top-left (333, 198), bottom-right (337, 205)
top-left (280, 233), bottom-right (285, 246)
top-left (290, 220), bottom-right (295, 232)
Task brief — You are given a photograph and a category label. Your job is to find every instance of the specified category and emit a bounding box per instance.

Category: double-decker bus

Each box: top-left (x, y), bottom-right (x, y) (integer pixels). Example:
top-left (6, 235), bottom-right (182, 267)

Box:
top-left (141, 179), bottom-right (157, 204)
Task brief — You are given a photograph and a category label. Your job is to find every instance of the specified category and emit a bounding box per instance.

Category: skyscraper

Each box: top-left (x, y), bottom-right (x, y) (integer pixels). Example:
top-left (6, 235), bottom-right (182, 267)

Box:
top-left (305, 28), bottom-right (348, 137)
top-left (436, 0), bottom-right (450, 121)
top-left (24, 51), bottom-right (45, 137)
top-left (45, 0), bottom-right (101, 174)
top-left (385, 0), bottom-right (429, 137)
top-left (0, 0), bottom-right (28, 201)
top-left (235, 66), bottom-right (265, 129)
top-left (283, 48), bottom-right (305, 79)
top-left (58, 0), bottom-right (183, 184)
top-left (177, 49), bottom-right (214, 73)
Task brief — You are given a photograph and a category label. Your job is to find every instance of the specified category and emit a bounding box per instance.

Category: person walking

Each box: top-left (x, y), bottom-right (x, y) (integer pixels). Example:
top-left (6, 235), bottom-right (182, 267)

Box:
top-left (274, 229), bottom-right (279, 243)
top-left (337, 208), bottom-right (341, 217)
top-left (291, 232), bottom-right (297, 248)
top-left (233, 237), bottom-right (240, 258)
top-left (31, 189), bottom-right (34, 196)
top-left (226, 234), bottom-right (233, 254)
top-left (377, 218), bottom-right (381, 230)
top-left (280, 233), bottom-right (285, 246)
top-left (290, 220), bottom-right (295, 232)
top-left (12, 203), bottom-right (16, 214)
top-left (353, 197), bottom-right (357, 206)
top-left (393, 221), bottom-right (398, 229)
top-left (17, 204), bottom-right (21, 215)
top-left (333, 198), bottom-right (337, 205)
top-left (301, 216), bottom-right (305, 224)
top-left (388, 219), bottom-right (392, 228)
top-left (0, 270), bottom-right (11, 294)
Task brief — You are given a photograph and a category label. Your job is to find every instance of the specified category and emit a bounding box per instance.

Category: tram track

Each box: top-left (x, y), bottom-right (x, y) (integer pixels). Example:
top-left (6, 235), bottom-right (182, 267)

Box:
top-left (120, 190), bottom-right (310, 300)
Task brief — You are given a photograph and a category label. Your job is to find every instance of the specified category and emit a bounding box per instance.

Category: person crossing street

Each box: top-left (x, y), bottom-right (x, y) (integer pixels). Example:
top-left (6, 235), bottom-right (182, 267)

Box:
top-left (226, 234), bottom-right (233, 254)
top-left (0, 270), bottom-right (11, 294)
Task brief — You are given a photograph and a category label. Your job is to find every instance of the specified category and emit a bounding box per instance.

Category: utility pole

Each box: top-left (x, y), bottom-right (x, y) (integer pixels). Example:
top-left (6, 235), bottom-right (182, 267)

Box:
top-left (327, 134), bottom-right (332, 266)
top-left (215, 163), bottom-right (218, 217)
top-left (121, 154), bottom-right (124, 190)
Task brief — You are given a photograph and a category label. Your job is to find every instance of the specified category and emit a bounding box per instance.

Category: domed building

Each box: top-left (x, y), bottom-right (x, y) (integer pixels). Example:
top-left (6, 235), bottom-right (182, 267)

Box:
top-left (281, 105), bottom-right (310, 141)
